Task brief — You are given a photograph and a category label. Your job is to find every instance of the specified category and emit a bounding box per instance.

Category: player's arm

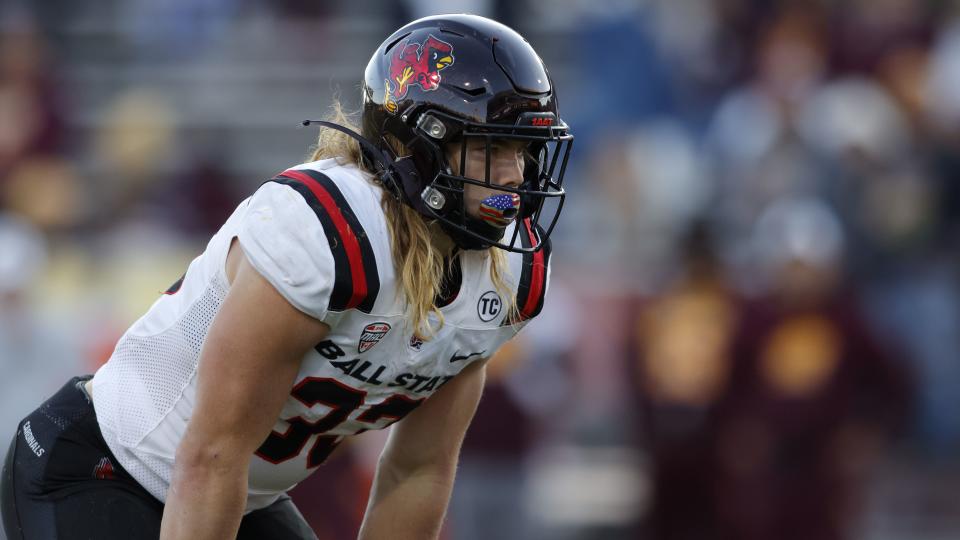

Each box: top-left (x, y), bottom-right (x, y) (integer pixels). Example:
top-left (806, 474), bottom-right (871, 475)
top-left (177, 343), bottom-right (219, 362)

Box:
top-left (358, 359), bottom-right (486, 540)
top-left (159, 243), bottom-right (330, 540)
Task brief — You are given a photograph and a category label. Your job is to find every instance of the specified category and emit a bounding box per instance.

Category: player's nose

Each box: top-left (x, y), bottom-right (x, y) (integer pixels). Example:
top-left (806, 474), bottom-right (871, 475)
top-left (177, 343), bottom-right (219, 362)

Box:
top-left (494, 159), bottom-right (523, 189)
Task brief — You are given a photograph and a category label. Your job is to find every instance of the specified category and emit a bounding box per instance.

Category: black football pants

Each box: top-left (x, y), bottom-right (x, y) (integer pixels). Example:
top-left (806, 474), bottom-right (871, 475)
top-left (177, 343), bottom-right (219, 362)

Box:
top-left (1, 376), bottom-right (317, 540)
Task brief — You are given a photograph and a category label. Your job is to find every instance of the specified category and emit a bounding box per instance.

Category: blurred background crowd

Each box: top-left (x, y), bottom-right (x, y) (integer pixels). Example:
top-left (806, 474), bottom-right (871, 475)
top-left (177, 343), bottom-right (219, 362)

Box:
top-left (1, 0), bottom-right (958, 538)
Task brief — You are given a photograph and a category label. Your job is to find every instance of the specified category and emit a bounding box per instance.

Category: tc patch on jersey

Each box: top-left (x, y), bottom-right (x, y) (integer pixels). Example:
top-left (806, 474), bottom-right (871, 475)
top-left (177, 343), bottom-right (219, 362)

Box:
top-left (359, 322), bottom-right (391, 353)
top-left (477, 291), bottom-right (502, 322)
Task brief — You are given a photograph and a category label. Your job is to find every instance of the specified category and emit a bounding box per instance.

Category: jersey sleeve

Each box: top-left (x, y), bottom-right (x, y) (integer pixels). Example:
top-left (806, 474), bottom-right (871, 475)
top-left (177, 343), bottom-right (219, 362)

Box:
top-left (237, 169), bottom-right (381, 322)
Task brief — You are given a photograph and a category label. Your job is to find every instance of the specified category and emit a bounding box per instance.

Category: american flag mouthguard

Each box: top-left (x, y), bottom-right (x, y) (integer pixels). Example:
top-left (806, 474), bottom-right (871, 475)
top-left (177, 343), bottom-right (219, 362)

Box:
top-left (479, 193), bottom-right (521, 226)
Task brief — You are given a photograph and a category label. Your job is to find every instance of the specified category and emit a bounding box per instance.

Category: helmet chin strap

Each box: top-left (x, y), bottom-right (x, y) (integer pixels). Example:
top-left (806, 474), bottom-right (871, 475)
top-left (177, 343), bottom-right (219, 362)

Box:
top-left (440, 215), bottom-right (506, 250)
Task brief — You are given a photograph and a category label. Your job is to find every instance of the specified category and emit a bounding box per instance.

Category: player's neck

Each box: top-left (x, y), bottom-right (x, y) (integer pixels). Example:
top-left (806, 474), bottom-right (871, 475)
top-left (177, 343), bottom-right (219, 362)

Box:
top-left (430, 226), bottom-right (457, 257)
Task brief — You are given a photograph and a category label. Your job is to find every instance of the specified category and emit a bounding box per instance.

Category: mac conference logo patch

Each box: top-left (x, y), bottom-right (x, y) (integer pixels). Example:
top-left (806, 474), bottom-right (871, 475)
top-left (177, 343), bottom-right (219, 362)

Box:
top-left (358, 322), bottom-right (391, 353)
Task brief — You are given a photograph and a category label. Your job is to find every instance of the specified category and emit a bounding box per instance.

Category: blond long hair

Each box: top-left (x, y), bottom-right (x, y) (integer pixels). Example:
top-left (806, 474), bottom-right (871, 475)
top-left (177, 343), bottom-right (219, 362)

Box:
top-left (307, 104), bottom-right (513, 337)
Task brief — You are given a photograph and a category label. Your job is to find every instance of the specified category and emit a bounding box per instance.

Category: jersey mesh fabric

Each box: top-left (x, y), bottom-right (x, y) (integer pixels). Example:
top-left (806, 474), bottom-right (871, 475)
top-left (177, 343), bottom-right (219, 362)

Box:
top-left (95, 273), bottom-right (229, 499)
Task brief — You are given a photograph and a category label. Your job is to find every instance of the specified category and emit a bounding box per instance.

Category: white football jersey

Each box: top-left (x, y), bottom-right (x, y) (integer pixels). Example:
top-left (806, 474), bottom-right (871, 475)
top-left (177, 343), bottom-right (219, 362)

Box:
top-left (90, 159), bottom-right (552, 511)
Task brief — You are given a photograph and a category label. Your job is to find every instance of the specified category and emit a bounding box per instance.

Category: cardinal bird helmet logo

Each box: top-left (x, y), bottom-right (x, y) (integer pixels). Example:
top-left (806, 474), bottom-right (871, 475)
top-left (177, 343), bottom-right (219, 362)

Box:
top-left (385, 34), bottom-right (455, 114)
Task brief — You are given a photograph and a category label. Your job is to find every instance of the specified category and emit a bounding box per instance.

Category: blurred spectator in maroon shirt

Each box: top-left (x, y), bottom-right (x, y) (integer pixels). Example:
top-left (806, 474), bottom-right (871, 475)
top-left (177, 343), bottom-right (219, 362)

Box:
top-left (631, 200), bottom-right (912, 540)
top-left (712, 198), bottom-right (912, 540)
top-left (628, 223), bottom-right (740, 540)
top-left (0, 21), bottom-right (64, 191)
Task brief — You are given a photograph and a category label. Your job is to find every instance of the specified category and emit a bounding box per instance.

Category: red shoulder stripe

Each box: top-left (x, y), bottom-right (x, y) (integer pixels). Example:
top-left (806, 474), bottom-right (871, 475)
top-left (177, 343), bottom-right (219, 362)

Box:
top-left (279, 169), bottom-right (368, 310)
top-left (520, 219), bottom-right (545, 320)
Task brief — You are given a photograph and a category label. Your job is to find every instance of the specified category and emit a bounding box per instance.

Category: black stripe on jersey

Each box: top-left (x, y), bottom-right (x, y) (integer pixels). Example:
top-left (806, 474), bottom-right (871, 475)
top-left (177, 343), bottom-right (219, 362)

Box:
top-left (506, 221), bottom-right (552, 325)
top-left (163, 274), bottom-right (185, 295)
top-left (270, 172), bottom-right (380, 313)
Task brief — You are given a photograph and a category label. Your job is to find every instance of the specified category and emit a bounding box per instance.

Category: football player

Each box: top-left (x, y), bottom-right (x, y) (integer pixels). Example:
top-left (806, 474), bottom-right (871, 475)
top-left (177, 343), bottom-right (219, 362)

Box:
top-left (1, 13), bottom-right (572, 540)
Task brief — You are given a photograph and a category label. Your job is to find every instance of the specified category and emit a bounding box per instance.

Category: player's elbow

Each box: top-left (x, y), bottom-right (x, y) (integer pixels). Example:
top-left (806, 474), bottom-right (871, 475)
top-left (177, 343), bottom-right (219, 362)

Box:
top-left (375, 453), bottom-right (457, 501)
top-left (378, 444), bottom-right (459, 484)
top-left (173, 435), bottom-right (250, 479)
